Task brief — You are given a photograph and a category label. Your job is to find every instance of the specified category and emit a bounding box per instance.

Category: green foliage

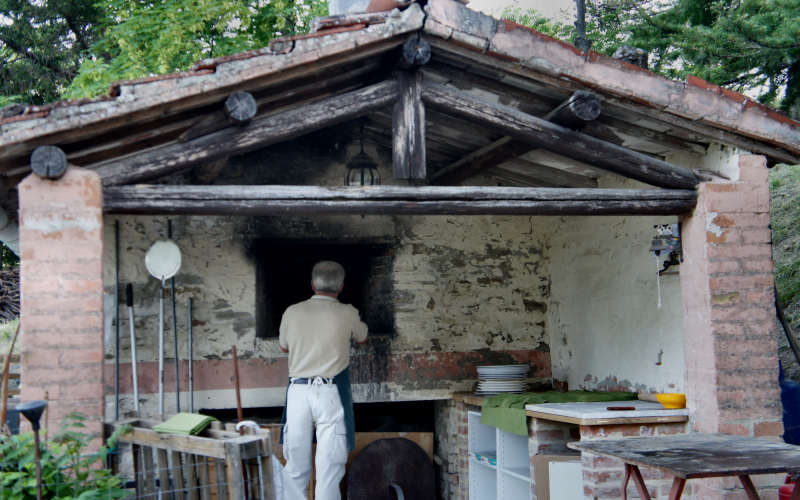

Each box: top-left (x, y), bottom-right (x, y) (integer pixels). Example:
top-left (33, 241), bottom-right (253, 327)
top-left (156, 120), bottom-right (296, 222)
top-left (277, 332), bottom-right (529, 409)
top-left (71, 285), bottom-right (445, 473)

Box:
top-left (0, 1), bottom-right (104, 105)
top-left (65, 0), bottom-right (327, 100)
top-left (0, 413), bottom-right (130, 499)
top-left (770, 163), bottom-right (800, 329)
top-left (1, 243), bottom-right (18, 269)
top-left (627, 0), bottom-right (800, 115)
top-left (503, 0), bottom-right (800, 115)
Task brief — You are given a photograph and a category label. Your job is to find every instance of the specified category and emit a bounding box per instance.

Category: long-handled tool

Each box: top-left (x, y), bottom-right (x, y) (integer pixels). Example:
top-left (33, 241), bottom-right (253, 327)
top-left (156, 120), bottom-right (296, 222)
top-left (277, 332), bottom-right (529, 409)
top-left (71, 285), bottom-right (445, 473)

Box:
top-left (114, 220), bottom-right (120, 421)
top-left (126, 284), bottom-right (140, 416)
top-left (232, 346), bottom-right (251, 498)
top-left (145, 239), bottom-right (181, 419)
top-left (168, 220), bottom-right (180, 413)
top-left (188, 297), bottom-right (194, 413)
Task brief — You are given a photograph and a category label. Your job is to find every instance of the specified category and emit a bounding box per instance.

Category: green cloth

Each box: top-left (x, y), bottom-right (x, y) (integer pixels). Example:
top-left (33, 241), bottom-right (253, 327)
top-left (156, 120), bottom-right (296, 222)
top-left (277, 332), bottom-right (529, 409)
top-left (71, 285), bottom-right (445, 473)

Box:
top-left (480, 391), bottom-right (637, 436)
top-left (153, 412), bottom-right (217, 435)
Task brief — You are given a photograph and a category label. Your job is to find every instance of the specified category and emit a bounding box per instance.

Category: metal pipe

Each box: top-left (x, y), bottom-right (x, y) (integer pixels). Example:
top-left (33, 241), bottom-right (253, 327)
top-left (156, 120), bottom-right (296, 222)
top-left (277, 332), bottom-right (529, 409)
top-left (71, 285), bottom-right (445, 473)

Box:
top-left (188, 297), bottom-right (194, 413)
top-left (158, 280), bottom-right (165, 419)
top-left (114, 220), bottom-right (120, 421)
top-left (127, 284), bottom-right (140, 415)
top-left (168, 220), bottom-right (180, 412)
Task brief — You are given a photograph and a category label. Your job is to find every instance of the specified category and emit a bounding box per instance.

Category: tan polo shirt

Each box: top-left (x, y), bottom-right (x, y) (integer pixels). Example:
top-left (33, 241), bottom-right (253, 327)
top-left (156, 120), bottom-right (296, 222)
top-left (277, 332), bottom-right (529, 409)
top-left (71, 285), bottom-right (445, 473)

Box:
top-left (279, 295), bottom-right (368, 378)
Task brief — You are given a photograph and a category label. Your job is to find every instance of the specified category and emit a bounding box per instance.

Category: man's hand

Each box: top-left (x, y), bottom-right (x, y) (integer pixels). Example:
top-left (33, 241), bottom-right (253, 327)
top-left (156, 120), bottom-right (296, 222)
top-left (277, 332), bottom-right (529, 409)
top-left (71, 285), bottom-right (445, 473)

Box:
top-left (280, 345), bottom-right (289, 353)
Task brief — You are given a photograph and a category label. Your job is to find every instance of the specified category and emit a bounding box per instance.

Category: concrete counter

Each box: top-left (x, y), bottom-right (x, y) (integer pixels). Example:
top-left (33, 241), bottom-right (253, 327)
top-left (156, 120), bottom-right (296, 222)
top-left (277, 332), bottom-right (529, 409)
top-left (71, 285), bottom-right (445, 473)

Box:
top-left (525, 400), bottom-right (689, 425)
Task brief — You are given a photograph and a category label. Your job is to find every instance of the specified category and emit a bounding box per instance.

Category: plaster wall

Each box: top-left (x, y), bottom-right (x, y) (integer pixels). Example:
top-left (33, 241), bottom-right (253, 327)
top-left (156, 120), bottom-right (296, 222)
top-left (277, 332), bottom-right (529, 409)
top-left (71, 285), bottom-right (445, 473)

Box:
top-left (546, 213), bottom-right (686, 393)
top-left (102, 212), bottom-right (553, 417)
top-left (100, 135), bottom-right (693, 417)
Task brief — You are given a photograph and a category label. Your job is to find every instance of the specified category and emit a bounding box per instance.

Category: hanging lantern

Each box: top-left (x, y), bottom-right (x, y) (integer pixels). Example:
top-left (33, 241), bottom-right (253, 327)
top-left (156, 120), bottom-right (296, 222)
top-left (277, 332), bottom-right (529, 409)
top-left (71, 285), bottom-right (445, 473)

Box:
top-left (345, 124), bottom-right (380, 186)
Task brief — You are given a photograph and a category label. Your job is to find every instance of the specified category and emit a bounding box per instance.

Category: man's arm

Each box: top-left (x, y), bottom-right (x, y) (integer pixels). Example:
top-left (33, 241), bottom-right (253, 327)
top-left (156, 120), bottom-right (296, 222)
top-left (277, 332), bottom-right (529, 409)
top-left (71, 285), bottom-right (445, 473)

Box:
top-left (278, 310), bottom-right (290, 353)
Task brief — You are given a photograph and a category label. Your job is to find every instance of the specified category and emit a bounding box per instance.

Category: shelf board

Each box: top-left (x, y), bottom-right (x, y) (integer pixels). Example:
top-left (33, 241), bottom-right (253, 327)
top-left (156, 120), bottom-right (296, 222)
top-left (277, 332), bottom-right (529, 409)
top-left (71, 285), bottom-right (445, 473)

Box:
top-left (499, 467), bottom-right (531, 482)
top-left (470, 456), bottom-right (497, 471)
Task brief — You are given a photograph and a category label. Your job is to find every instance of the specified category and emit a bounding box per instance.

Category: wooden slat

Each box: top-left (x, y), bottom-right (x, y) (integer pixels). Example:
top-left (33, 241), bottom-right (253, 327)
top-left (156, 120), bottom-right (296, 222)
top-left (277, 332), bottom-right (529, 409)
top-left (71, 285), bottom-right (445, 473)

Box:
top-left (116, 426), bottom-right (227, 458)
top-left (157, 448), bottom-right (170, 497)
top-left (93, 80), bottom-right (399, 185)
top-left (171, 451), bottom-right (186, 500)
top-left (104, 184), bottom-right (698, 216)
top-left (198, 456), bottom-right (212, 500)
top-left (422, 83), bottom-right (699, 189)
top-left (132, 444), bottom-right (144, 496)
top-left (224, 442), bottom-right (244, 500)
top-left (186, 454), bottom-right (200, 500)
top-left (142, 446), bottom-right (156, 497)
top-left (214, 458), bottom-right (227, 500)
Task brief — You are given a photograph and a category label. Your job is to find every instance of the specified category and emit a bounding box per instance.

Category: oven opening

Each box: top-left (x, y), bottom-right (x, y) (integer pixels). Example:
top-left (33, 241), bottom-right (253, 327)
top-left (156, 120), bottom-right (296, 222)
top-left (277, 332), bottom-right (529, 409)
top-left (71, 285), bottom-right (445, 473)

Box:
top-left (254, 239), bottom-right (395, 338)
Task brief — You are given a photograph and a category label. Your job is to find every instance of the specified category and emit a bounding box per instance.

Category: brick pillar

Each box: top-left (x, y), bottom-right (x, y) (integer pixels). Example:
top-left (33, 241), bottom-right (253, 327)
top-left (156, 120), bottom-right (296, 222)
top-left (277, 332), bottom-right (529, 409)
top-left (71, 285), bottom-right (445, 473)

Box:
top-left (18, 167), bottom-right (104, 443)
top-left (528, 418), bottom-right (575, 499)
top-left (454, 401), bottom-right (470, 500)
top-left (579, 423), bottom-right (687, 499)
top-left (679, 154), bottom-right (783, 498)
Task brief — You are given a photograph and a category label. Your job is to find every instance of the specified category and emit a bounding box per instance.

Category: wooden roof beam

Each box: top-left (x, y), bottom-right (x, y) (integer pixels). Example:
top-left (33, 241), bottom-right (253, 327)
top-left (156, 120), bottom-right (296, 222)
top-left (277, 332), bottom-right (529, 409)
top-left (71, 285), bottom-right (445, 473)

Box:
top-left (103, 184), bottom-right (698, 216)
top-left (422, 84), bottom-right (699, 190)
top-left (93, 80), bottom-right (399, 186)
top-left (430, 91), bottom-right (602, 186)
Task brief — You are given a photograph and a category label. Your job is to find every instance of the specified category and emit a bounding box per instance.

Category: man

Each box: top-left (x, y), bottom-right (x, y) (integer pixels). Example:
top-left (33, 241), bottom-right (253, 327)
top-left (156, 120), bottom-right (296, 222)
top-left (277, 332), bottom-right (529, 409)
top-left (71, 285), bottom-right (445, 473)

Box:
top-left (279, 260), bottom-right (368, 500)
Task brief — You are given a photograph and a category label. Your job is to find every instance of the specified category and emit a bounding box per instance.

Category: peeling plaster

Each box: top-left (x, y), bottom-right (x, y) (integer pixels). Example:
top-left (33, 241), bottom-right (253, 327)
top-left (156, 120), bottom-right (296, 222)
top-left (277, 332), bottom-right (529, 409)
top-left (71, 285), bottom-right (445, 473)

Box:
top-left (706, 211), bottom-right (725, 238)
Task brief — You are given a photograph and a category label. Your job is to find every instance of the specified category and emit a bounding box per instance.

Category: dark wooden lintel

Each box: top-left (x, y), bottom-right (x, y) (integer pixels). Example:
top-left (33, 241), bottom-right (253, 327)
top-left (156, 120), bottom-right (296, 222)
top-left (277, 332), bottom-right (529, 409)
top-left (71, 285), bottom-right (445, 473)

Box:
top-left (104, 184), bottom-right (697, 216)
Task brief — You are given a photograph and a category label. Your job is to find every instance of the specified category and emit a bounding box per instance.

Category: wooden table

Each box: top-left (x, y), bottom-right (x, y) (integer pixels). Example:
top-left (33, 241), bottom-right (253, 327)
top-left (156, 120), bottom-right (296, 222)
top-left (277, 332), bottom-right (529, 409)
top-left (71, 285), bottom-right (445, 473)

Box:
top-left (569, 434), bottom-right (800, 500)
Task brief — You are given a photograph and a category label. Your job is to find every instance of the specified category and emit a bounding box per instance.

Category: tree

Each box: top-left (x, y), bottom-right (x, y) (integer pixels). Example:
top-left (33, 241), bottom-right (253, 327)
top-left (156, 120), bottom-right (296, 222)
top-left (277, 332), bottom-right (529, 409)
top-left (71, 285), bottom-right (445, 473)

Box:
top-left (0, 1), bottom-right (104, 105)
top-left (503, 0), bottom-right (800, 117)
top-left (64, 0), bottom-right (328, 100)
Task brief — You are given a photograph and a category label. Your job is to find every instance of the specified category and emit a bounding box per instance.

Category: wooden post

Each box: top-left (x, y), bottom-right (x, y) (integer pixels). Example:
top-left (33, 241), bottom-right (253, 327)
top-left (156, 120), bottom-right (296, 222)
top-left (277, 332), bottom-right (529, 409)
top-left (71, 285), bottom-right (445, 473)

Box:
top-left (393, 71), bottom-right (426, 179)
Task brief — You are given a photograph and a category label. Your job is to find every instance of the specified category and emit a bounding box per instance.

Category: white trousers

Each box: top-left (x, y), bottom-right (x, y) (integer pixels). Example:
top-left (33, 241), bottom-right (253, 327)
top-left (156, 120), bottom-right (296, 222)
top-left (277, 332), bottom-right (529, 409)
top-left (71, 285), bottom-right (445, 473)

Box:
top-left (282, 380), bottom-right (348, 500)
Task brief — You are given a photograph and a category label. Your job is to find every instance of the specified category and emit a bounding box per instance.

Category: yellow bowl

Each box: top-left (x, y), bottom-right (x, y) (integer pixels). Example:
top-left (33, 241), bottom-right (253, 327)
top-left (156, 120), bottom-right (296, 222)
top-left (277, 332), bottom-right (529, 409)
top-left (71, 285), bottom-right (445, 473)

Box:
top-left (656, 393), bottom-right (686, 409)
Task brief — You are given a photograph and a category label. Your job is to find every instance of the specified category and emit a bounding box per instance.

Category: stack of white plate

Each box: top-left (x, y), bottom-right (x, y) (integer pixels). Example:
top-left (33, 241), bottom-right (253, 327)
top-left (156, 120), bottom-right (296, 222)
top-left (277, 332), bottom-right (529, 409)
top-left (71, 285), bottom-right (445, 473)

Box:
top-left (475, 364), bottom-right (529, 395)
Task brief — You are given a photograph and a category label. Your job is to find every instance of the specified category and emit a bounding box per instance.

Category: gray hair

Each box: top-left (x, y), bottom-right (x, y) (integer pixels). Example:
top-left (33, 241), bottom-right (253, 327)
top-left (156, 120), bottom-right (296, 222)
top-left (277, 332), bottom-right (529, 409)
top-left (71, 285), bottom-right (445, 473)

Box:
top-left (312, 261), bottom-right (345, 293)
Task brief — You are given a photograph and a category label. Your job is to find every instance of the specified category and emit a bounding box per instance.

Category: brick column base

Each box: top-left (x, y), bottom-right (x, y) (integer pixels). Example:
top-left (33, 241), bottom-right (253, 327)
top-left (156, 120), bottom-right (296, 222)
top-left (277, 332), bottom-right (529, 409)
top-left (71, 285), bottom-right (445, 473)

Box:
top-left (579, 423), bottom-right (688, 499)
top-left (679, 154), bottom-right (784, 498)
top-left (19, 167), bottom-right (104, 445)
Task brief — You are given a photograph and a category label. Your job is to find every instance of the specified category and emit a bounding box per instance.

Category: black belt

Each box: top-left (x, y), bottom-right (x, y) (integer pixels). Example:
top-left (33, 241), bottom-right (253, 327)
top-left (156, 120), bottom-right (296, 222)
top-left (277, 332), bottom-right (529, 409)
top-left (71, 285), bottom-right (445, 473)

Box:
top-left (290, 377), bottom-right (335, 385)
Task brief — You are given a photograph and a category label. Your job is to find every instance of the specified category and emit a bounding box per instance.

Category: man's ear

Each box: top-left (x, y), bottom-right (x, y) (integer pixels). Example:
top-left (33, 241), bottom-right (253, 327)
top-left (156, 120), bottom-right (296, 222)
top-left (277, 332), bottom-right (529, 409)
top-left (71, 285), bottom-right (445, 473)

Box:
top-left (311, 280), bottom-right (316, 292)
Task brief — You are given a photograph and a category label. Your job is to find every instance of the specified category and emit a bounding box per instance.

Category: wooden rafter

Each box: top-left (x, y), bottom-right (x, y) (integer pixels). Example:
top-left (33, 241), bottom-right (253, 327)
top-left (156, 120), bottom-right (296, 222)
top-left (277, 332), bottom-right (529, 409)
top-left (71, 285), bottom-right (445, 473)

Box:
top-left (431, 91), bottom-right (602, 186)
top-left (93, 80), bottom-right (399, 186)
top-left (103, 184), bottom-right (697, 216)
top-left (422, 83), bottom-right (699, 189)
